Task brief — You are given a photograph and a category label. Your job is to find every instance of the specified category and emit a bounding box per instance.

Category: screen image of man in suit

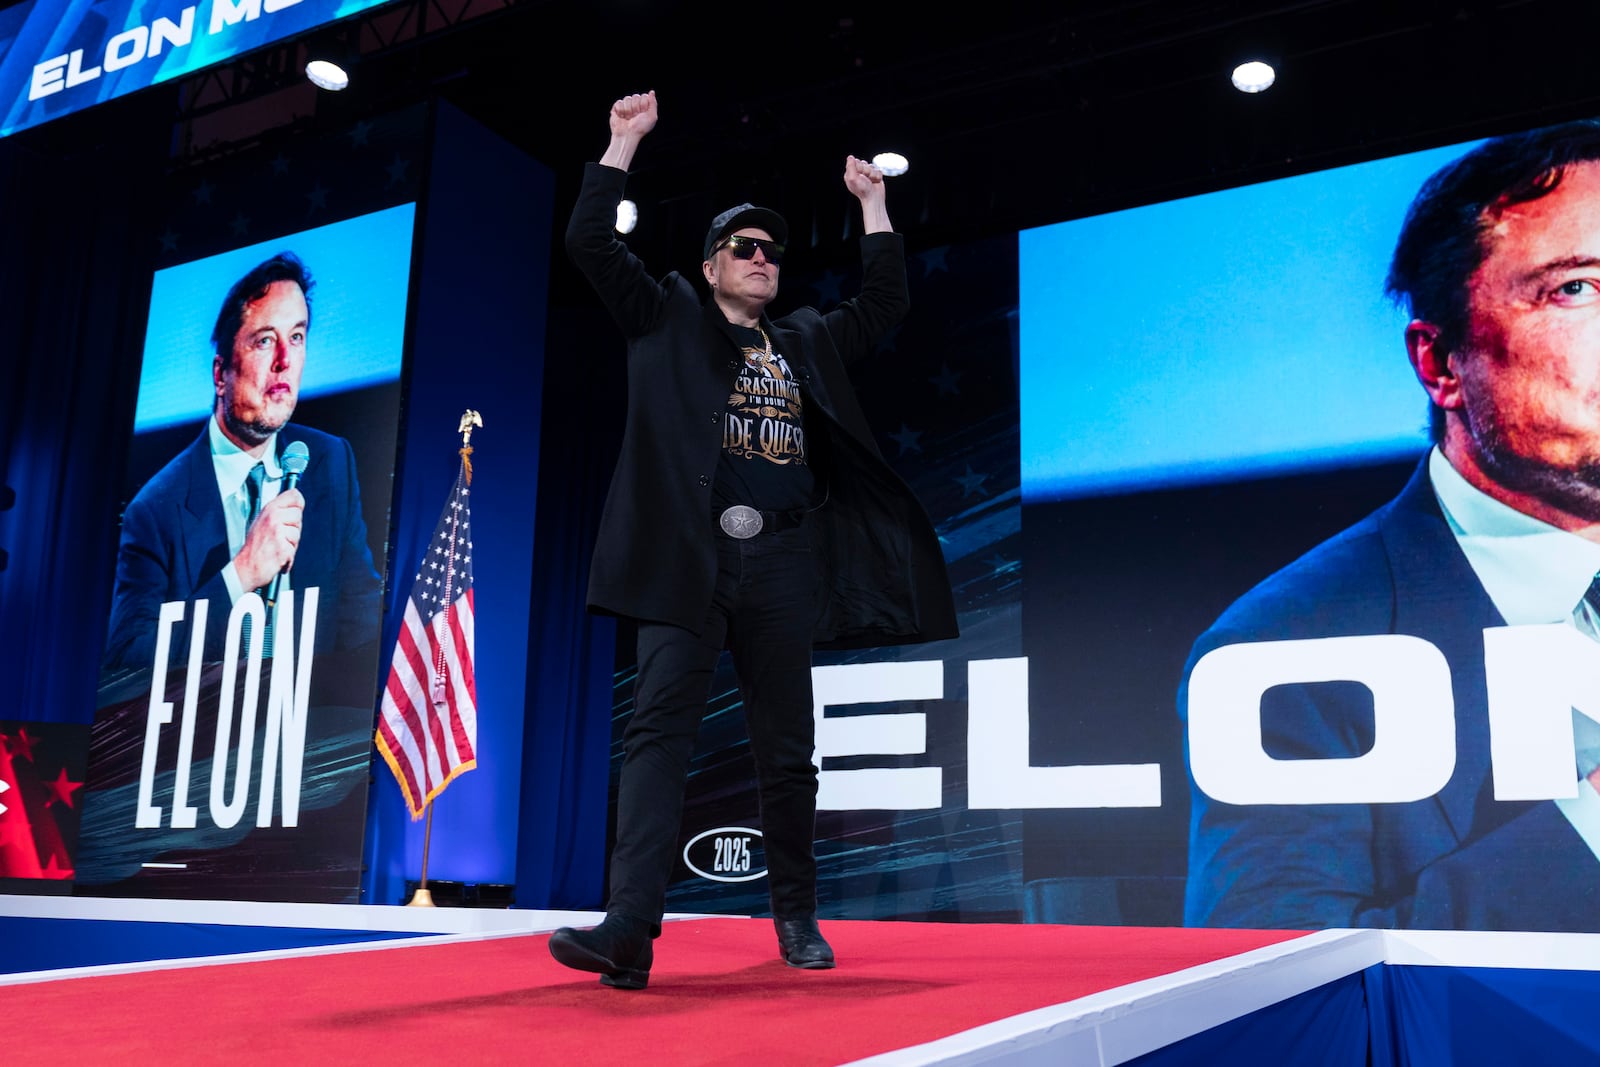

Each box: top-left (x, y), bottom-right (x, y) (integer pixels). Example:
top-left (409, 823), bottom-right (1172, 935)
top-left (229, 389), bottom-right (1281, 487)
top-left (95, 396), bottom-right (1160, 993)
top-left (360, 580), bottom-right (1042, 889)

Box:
top-left (1178, 120), bottom-right (1600, 933)
top-left (101, 251), bottom-right (383, 675)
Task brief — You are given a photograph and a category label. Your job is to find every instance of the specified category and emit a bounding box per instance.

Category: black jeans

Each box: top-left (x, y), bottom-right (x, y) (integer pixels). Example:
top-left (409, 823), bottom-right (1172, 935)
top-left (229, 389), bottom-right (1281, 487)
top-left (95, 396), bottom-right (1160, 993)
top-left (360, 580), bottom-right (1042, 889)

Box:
top-left (607, 523), bottom-right (821, 931)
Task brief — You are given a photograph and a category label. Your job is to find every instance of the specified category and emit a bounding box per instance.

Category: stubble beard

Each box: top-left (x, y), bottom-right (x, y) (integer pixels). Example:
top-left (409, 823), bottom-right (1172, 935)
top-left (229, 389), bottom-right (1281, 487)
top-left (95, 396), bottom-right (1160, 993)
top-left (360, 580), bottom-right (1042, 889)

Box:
top-left (1469, 404), bottom-right (1600, 522)
top-left (221, 402), bottom-right (289, 448)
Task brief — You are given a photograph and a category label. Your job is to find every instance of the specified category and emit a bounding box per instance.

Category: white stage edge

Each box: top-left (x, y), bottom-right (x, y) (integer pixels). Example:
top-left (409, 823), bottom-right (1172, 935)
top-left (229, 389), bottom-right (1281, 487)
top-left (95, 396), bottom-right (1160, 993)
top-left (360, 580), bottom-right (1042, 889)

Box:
top-left (849, 928), bottom-right (1600, 1067)
top-left (0, 891), bottom-right (601, 935)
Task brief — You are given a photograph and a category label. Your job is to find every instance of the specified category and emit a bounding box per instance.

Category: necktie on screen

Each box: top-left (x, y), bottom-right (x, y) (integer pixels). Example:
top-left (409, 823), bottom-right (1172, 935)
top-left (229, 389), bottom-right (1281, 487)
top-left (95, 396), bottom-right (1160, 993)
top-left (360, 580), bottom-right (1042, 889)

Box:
top-left (1570, 572), bottom-right (1600, 777)
top-left (244, 461), bottom-right (266, 528)
top-left (241, 462), bottom-right (267, 657)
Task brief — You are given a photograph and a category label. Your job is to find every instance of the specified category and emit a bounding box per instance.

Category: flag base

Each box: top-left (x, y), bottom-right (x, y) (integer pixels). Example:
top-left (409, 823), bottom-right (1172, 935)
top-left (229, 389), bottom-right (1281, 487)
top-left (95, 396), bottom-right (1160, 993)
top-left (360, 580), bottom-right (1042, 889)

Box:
top-left (406, 887), bottom-right (436, 908)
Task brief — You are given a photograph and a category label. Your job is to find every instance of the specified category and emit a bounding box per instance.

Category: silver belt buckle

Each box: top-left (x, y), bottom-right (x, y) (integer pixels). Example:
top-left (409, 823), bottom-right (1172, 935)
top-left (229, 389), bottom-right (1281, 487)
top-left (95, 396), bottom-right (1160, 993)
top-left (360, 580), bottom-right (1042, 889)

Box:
top-left (719, 504), bottom-right (763, 539)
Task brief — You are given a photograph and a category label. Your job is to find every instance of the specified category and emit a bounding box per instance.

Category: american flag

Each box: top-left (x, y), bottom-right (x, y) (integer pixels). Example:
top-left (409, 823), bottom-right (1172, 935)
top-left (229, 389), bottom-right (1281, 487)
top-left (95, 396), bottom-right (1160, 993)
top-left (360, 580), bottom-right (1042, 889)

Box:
top-left (375, 457), bottom-right (478, 819)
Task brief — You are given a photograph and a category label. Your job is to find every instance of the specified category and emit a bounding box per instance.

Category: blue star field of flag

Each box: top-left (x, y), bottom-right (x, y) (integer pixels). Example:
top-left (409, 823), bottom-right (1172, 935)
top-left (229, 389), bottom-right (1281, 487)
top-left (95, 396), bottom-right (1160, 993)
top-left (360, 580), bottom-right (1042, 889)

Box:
top-left (412, 472), bottom-right (474, 617)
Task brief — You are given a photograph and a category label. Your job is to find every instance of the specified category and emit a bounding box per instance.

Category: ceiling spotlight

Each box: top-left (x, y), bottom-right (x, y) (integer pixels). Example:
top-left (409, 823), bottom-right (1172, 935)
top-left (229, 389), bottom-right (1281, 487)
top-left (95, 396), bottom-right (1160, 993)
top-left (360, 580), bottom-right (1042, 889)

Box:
top-left (615, 198), bottom-right (638, 234)
top-left (305, 58), bottom-right (350, 91)
top-left (1231, 60), bottom-right (1275, 93)
top-left (872, 152), bottom-right (909, 177)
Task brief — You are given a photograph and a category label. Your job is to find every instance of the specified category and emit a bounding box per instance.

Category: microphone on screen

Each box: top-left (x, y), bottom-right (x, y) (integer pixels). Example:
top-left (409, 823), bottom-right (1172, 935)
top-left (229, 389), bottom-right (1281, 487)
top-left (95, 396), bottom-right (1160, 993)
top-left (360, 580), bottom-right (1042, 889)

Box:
top-left (265, 440), bottom-right (310, 611)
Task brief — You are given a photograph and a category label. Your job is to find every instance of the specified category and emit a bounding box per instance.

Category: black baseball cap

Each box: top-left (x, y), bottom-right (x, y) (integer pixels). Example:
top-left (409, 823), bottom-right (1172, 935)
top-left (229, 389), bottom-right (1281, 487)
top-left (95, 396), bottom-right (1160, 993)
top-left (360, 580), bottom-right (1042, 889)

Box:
top-left (703, 203), bottom-right (788, 261)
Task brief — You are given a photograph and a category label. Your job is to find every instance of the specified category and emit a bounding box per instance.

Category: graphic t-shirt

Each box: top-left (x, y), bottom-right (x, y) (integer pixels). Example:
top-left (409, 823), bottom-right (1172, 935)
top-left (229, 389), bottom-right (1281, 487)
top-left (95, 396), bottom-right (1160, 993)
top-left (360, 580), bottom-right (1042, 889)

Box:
top-left (713, 322), bottom-right (815, 512)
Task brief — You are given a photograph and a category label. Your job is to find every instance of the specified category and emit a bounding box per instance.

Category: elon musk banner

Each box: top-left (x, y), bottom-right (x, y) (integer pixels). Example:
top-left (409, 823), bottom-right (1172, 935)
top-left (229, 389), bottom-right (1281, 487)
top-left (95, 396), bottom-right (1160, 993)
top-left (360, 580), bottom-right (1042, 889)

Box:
top-left (75, 198), bottom-right (415, 903)
top-left (1, 0), bottom-right (395, 140)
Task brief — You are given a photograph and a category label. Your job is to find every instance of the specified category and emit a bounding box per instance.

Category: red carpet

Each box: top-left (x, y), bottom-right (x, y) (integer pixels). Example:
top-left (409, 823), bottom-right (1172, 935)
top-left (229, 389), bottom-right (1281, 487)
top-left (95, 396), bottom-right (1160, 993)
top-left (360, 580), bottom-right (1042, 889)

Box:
top-left (7, 918), bottom-right (1308, 1065)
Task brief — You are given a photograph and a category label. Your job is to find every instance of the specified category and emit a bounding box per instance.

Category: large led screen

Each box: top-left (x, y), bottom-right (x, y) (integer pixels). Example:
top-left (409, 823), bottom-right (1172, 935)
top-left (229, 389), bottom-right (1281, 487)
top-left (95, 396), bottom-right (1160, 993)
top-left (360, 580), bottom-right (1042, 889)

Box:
top-left (76, 202), bottom-right (415, 902)
top-left (648, 115), bottom-right (1600, 934)
top-left (1020, 117), bottom-right (1600, 934)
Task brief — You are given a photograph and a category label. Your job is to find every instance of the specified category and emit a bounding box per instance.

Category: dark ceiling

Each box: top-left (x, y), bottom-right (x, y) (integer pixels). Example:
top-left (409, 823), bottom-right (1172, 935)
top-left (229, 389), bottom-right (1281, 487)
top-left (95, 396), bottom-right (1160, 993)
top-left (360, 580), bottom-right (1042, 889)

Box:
top-left (17, 0), bottom-right (1600, 283)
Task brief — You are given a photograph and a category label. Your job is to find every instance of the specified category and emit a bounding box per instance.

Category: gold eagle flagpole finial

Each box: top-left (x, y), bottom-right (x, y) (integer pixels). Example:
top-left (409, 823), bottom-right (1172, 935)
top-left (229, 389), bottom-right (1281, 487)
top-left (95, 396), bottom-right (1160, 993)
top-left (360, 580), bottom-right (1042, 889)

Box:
top-left (457, 409), bottom-right (483, 482)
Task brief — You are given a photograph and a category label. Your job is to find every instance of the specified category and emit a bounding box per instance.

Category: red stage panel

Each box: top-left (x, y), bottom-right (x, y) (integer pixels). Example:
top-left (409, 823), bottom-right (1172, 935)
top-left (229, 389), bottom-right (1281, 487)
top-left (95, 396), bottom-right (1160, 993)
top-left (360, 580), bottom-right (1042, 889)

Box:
top-left (4, 918), bottom-right (1307, 1064)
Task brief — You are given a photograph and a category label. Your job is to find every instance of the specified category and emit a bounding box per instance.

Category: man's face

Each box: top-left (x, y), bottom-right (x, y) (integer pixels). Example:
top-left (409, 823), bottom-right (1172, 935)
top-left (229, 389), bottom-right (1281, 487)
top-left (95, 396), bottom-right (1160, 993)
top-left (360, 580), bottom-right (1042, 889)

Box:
top-left (213, 279), bottom-right (307, 447)
top-left (1448, 160), bottom-right (1600, 520)
top-left (703, 227), bottom-right (780, 307)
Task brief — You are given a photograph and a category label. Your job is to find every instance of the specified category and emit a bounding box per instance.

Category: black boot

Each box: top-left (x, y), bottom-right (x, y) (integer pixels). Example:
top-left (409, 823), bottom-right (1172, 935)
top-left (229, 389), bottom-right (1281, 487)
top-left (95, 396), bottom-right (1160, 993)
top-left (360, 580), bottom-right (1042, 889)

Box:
top-left (548, 913), bottom-right (654, 989)
top-left (774, 914), bottom-right (835, 969)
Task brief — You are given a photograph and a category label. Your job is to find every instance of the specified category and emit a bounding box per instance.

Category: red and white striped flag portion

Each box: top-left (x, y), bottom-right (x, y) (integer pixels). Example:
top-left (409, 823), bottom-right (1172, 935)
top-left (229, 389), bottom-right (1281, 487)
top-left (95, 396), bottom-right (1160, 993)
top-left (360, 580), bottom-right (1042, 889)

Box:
top-left (376, 456), bottom-right (477, 819)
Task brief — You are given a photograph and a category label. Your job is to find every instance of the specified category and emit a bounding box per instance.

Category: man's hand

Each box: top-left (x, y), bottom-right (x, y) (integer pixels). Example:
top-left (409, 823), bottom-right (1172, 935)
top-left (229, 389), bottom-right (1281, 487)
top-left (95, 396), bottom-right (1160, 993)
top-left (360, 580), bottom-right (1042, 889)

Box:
top-left (599, 90), bottom-right (657, 171)
top-left (844, 155), bottom-right (892, 234)
top-left (843, 155), bottom-right (884, 199)
top-left (235, 488), bottom-right (303, 592)
top-left (609, 90), bottom-right (658, 139)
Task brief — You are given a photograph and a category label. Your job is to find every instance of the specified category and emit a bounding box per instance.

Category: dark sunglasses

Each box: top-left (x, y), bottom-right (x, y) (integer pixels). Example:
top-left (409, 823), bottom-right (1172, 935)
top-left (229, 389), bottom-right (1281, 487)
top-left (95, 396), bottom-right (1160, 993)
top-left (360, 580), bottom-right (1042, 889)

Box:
top-left (715, 234), bottom-right (785, 264)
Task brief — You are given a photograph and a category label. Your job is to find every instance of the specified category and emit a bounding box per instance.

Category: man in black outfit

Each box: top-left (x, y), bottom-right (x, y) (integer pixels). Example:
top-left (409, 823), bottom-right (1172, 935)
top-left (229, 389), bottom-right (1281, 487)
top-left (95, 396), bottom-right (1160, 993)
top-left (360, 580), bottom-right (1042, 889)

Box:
top-left (548, 90), bottom-right (957, 989)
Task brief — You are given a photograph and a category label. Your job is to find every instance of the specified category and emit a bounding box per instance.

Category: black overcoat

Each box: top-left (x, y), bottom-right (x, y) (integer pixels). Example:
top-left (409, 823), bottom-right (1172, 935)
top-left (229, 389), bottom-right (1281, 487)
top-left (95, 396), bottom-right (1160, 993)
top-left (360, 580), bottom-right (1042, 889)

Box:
top-left (566, 163), bottom-right (958, 650)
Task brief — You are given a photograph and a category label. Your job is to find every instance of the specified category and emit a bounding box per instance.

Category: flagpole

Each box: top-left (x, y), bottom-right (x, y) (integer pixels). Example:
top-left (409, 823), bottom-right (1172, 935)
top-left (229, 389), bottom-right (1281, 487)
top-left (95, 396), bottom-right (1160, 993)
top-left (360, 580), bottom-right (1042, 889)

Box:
top-left (407, 801), bottom-right (436, 907)
top-left (402, 409), bottom-right (481, 909)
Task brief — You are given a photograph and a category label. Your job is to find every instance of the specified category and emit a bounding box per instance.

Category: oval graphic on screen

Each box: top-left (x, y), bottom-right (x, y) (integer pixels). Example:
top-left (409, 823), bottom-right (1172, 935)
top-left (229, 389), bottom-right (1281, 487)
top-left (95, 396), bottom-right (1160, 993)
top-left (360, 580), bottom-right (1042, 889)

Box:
top-left (683, 826), bottom-right (767, 883)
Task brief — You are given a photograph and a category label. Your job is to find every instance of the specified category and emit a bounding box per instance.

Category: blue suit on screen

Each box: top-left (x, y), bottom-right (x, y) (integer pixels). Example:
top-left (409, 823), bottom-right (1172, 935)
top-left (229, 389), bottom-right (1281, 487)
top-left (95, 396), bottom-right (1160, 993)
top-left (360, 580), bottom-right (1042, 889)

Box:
top-left (1179, 455), bottom-right (1600, 932)
top-left (102, 422), bottom-right (384, 674)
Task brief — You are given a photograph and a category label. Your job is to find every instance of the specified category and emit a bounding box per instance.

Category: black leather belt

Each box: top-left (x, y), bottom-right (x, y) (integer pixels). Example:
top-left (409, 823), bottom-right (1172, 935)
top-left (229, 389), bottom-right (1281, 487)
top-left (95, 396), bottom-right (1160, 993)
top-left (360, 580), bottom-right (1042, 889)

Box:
top-left (716, 504), bottom-right (806, 539)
